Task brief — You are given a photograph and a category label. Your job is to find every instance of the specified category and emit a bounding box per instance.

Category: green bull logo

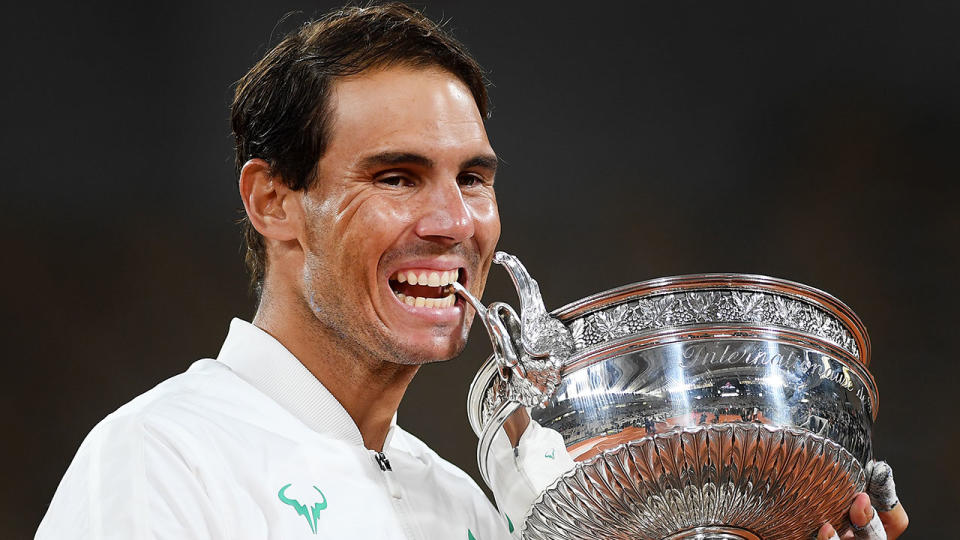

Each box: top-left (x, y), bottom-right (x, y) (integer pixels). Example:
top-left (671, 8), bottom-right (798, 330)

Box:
top-left (278, 484), bottom-right (328, 534)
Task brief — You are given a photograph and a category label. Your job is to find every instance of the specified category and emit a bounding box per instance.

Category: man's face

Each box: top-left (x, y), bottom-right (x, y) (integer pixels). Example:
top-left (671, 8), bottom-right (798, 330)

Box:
top-left (297, 66), bottom-right (500, 365)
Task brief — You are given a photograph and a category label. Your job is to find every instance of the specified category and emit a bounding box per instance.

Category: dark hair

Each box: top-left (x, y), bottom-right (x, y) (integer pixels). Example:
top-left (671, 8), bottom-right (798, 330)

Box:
top-left (231, 2), bottom-right (489, 296)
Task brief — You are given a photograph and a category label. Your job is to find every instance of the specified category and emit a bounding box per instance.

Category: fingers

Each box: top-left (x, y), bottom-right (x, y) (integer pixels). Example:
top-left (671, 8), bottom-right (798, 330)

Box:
top-left (878, 503), bottom-right (908, 540)
top-left (849, 493), bottom-right (874, 528)
top-left (850, 500), bottom-right (886, 539)
top-left (818, 523), bottom-right (841, 540)
top-left (864, 460), bottom-right (898, 512)
top-left (822, 460), bottom-right (905, 540)
top-left (834, 491), bottom-right (905, 540)
top-left (865, 459), bottom-right (908, 539)
top-left (827, 492), bottom-right (886, 540)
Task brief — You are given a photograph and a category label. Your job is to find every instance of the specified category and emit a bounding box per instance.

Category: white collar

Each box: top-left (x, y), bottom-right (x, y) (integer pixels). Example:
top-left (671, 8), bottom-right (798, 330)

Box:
top-left (216, 318), bottom-right (397, 448)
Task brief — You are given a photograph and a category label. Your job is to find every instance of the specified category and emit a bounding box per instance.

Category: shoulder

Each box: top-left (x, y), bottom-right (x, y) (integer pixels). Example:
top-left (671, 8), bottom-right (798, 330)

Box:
top-left (95, 359), bottom-right (238, 430)
top-left (36, 360), bottom-right (248, 539)
top-left (80, 358), bottom-right (291, 459)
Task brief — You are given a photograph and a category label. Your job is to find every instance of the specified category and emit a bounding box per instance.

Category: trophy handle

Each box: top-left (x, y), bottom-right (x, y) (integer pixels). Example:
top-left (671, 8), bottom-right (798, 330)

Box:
top-left (493, 251), bottom-right (552, 357)
top-left (454, 252), bottom-right (574, 410)
top-left (476, 399), bottom-right (522, 486)
top-left (451, 282), bottom-right (526, 381)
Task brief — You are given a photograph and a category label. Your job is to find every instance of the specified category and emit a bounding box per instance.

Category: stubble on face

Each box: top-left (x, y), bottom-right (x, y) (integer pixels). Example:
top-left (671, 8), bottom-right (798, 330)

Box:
top-left (300, 233), bottom-right (483, 367)
top-left (292, 66), bottom-right (499, 369)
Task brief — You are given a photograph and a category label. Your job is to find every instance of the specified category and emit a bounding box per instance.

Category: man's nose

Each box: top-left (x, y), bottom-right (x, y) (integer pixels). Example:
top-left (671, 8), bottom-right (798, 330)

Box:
top-left (414, 180), bottom-right (475, 244)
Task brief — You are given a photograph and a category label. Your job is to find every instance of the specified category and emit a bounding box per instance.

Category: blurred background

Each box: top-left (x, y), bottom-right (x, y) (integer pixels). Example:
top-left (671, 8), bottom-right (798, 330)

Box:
top-left (3, 1), bottom-right (957, 537)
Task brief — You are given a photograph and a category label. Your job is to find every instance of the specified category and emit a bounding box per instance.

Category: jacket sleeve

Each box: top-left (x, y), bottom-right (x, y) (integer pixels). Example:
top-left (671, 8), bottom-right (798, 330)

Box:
top-left (36, 411), bottom-right (231, 540)
top-left (487, 419), bottom-right (576, 536)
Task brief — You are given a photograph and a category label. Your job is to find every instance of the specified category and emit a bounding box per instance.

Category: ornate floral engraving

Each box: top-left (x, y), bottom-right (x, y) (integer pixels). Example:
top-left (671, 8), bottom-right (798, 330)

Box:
top-left (570, 290), bottom-right (859, 359)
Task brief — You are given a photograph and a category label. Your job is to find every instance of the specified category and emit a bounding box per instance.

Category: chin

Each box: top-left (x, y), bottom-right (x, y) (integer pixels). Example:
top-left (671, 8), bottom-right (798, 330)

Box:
top-left (389, 332), bottom-right (469, 366)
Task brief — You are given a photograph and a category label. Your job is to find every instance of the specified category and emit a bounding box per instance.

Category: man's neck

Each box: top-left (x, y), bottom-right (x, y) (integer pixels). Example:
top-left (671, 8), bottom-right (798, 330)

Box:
top-left (252, 291), bottom-right (418, 452)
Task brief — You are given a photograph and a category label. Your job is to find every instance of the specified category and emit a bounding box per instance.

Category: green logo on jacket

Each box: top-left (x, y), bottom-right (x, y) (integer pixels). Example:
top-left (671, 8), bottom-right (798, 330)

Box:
top-left (278, 484), bottom-right (327, 534)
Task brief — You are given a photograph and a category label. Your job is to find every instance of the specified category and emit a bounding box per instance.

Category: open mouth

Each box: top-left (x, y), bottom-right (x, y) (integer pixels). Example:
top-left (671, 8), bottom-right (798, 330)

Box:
top-left (388, 268), bottom-right (465, 308)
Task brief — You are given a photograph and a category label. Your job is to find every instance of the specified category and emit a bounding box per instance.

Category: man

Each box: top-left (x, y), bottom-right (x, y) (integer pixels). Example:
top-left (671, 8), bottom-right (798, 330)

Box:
top-left (37, 3), bottom-right (907, 539)
top-left (39, 5), bottom-right (507, 539)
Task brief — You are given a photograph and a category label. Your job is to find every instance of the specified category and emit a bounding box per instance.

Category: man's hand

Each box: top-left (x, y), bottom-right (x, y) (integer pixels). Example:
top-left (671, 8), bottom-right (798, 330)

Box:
top-left (816, 461), bottom-right (908, 539)
top-left (502, 407), bottom-right (531, 447)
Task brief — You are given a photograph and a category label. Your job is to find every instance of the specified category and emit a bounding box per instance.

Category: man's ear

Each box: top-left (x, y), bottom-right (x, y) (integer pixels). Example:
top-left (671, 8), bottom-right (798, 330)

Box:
top-left (239, 159), bottom-right (299, 241)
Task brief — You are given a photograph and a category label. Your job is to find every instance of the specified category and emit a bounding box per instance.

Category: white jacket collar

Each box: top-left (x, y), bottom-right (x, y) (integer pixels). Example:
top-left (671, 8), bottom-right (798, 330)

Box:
top-left (217, 318), bottom-right (398, 448)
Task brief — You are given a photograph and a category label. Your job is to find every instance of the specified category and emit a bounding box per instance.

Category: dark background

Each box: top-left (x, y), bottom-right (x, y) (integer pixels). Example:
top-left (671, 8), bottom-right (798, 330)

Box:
top-left (3, 1), bottom-right (957, 537)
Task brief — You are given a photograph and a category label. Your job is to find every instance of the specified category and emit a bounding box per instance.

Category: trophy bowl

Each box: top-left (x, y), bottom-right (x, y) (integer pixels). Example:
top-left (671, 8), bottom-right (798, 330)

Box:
top-left (465, 259), bottom-right (877, 540)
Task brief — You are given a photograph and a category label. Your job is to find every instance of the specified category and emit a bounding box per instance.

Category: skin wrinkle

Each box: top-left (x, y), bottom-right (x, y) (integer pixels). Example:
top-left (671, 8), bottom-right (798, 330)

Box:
top-left (301, 190), bottom-right (386, 350)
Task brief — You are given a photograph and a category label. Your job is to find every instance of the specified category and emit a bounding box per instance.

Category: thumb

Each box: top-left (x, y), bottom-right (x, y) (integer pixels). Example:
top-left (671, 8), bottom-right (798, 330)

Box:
top-left (865, 460), bottom-right (908, 539)
top-left (818, 523), bottom-right (841, 540)
top-left (864, 460), bottom-right (898, 511)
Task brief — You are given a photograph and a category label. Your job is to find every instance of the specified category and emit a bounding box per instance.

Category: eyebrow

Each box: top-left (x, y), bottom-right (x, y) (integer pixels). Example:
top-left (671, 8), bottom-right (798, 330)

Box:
top-left (358, 151), bottom-right (434, 170)
top-left (357, 151), bottom-right (498, 175)
top-left (461, 154), bottom-right (499, 174)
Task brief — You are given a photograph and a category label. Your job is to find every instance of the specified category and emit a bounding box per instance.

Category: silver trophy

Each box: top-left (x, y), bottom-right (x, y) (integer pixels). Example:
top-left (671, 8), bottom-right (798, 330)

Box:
top-left (457, 252), bottom-right (876, 540)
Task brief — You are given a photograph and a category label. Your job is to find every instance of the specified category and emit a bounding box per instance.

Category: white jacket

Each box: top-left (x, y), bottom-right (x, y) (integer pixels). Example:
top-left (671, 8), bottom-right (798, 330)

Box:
top-left (37, 319), bottom-right (514, 540)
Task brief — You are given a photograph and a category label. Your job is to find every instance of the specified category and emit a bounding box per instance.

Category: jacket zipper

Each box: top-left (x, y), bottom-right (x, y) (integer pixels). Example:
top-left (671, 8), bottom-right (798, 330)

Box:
top-left (375, 451), bottom-right (392, 471)
top-left (372, 450), bottom-right (419, 538)
top-left (372, 451), bottom-right (401, 500)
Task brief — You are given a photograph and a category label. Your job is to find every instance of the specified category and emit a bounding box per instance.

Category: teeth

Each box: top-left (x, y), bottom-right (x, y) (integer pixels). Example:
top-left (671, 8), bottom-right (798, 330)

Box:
top-left (391, 268), bottom-right (462, 309)
top-left (392, 269), bottom-right (460, 285)
top-left (396, 292), bottom-right (457, 308)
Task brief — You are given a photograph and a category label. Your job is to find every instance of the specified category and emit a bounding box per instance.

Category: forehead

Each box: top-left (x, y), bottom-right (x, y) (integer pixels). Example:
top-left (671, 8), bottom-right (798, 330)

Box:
top-left (325, 66), bottom-right (491, 160)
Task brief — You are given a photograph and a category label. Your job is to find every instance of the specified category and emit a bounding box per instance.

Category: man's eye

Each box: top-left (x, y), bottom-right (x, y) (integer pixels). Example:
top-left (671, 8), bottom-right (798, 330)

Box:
top-left (458, 174), bottom-right (485, 187)
top-left (378, 176), bottom-right (415, 187)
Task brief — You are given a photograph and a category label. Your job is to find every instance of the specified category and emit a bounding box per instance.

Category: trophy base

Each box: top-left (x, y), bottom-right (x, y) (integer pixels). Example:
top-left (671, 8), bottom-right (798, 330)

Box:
top-left (521, 423), bottom-right (864, 540)
top-left (663, 526), bottom-right (759, 540)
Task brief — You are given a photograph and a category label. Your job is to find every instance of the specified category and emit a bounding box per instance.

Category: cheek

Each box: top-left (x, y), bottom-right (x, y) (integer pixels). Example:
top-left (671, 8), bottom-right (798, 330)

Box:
top-left (339, 197), bottom-right (418, 249)
top-left (471, 198), bottom-right (501, 245)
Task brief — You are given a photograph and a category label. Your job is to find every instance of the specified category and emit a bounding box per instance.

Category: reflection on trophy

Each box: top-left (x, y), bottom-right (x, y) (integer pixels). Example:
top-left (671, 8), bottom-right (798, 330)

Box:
top-left (458, 253), bottom-right (877, 540)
